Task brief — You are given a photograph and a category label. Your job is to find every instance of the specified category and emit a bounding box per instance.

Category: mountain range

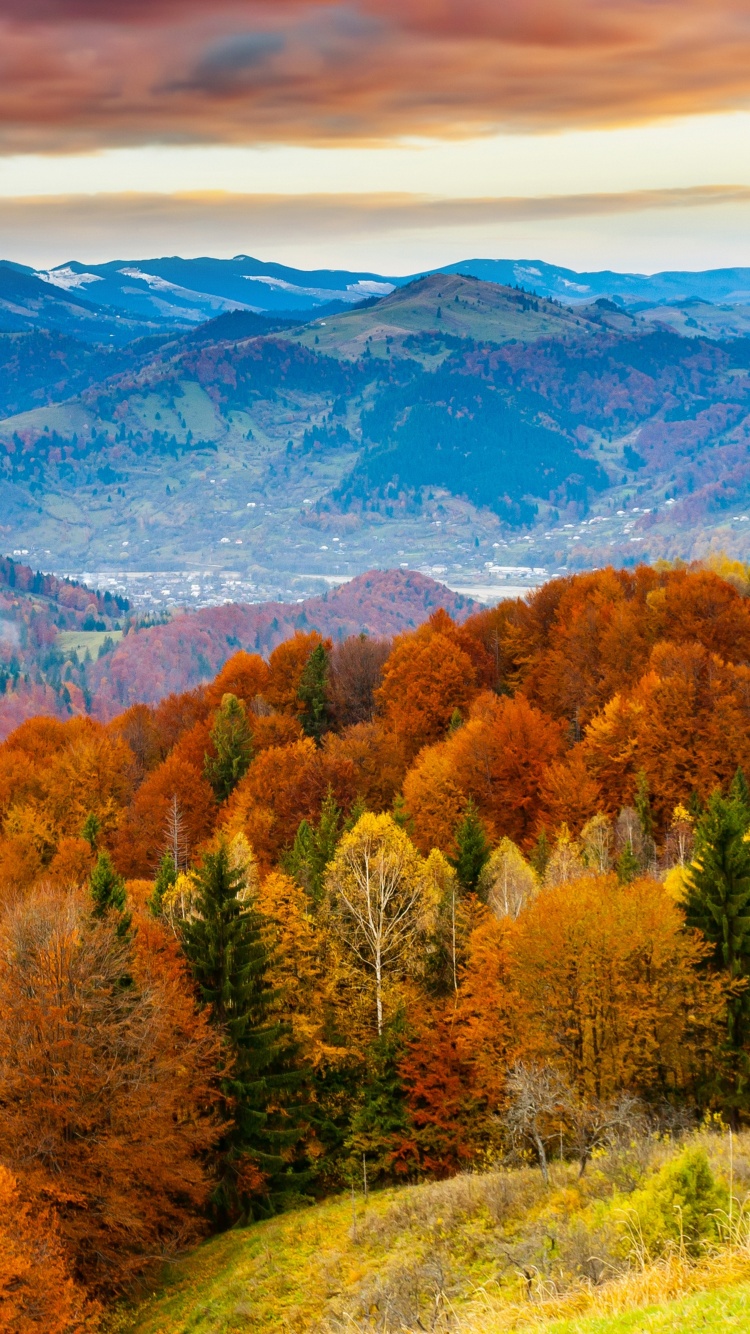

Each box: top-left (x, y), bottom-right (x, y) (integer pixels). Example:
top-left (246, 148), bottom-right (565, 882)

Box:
top-left (2, 258), bottom-right (750, 606)
top-left (6, 253), bottom-right (750, 340)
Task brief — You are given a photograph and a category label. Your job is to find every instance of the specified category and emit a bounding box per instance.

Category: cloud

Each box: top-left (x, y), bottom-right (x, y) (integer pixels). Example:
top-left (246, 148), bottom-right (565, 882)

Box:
top-left (0, 183), bottom-right (749, 256)
top-left (2, 2), bottom-right (750, 151)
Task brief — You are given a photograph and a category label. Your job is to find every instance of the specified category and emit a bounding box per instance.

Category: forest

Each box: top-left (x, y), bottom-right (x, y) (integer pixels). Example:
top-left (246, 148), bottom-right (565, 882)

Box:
top-left (3, 559), bottom-right (750, 1328)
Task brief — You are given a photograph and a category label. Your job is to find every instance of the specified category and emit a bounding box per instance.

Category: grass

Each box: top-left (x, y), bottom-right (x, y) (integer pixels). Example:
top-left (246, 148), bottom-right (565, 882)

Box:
top-left (122, 1132), bottom-right (750, 1334)
top-left (546, 1282), bottom-right (750, 1332)
top-left (56, 629), bottom-right (122, 659)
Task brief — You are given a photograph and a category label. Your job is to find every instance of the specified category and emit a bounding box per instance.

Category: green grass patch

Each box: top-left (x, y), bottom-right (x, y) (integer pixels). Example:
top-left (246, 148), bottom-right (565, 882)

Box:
top-left (546, 1280), bottom-right (750, 1332)
top-left (56, 629), bottom-right (122, 660)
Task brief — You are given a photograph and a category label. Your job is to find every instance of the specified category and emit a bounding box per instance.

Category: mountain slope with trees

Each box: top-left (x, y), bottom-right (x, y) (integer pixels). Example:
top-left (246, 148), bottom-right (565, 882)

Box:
top-left (3, 275), bottom-right (750, 585)
top-left (2, 563), bottom-right (750, 1329)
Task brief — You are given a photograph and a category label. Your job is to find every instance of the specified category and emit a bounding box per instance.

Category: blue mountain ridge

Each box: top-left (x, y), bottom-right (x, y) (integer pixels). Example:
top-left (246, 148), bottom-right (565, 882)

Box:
top-left (4, 254), bottom-right (750, 337)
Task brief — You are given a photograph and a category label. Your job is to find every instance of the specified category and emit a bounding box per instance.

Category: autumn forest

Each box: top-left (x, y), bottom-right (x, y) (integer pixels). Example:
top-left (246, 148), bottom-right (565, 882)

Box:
top-left (4, 560), bottom-right (750, 1328)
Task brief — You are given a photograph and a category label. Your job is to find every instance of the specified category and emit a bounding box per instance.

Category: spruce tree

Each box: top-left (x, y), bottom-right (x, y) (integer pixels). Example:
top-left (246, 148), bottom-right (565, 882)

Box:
top-left (204, 693), bottom-right (254, 802)
top-left (685, 792), bottom-right (750, 1057)
top-left (530, 828), bottom-right (551, 879)
top-left (81, 812), bottom-right (101, 850)
top-left (730, 767), bottom-right (750, 822)
top-left (181, 841), bottom-right (307, 1223)
top-left (90, 851), bottom-right (131, 937)
top-left (298, 643), bottom-right (331, 744)
top-left (450, 799), bottom-right (490, 892)
top-left (149, 849), bottom-right (177, 916)
top-left (285, 788), bottom-right (343, 902)
top-left (616, 841), bottom-right (640, 884)
top-left (391, 793), bottom-right (415, 836)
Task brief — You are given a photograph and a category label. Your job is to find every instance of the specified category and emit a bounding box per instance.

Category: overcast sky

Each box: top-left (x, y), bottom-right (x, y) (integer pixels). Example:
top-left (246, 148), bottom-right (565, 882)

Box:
top-left (3, 1), bottom-right (750, 271)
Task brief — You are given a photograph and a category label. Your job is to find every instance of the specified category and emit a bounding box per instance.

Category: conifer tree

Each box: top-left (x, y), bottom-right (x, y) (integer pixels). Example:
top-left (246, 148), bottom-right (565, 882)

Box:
top-left (181, 841), bottom-right (307, 1223)
top-left (89, 851), bottom-right (131, 936)
top-left (391, 792), bottom-right (415, 835)
top-left (616, 841), bottom-right (640, 884)
top-left (149, 849), bottom-right (177, 917)
top-left (204, 693), bottom-right (254, 802)
top-left (530, 828), bottom-right (551, 879)
top-left (345, 1019), bottom-right (411, 1181)
top-left (730, 767), bottom-right (750, 822)
top-left (450, 799), bottom-right (490, 892)
top-left (81, 812), bottom-right (101, 850)
top-left (298, 643), bottom-right (331, 744)
top-left (685, 792), bottom-right (750, 1059)
top-left (285, 788), bottom-right (343, 902)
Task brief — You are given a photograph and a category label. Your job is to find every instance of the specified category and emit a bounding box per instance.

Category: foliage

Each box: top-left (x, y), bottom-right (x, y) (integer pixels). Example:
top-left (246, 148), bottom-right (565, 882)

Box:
top-left (181, 841), bottom-right (307, 1224)
top-left (325, 812), bottom-right (428, 1034)
top-left (298, 643), bottom-right (331, 744)
top-left (0, 884), bottom-right (221, 1296)
top-left (204, 693), bottom-right (254, 802)
top-left (622, 1147), bottom-right (728, 1258)
top-left (450, 798), bottom-right (491, 893)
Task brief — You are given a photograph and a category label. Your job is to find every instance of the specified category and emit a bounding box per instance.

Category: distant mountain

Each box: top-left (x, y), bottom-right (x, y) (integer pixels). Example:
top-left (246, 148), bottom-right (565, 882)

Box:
top-left (31, 255), bottom-right (398, 327)
top-left (431, 259), bottom-right (750, 309)
top-left (9, 250), bottom-right (750, 341)
top-left (3, 271), bottom-right (750, 602)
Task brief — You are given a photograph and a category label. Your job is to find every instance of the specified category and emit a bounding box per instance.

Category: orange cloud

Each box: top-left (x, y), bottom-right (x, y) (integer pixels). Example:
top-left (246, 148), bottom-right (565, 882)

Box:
top-left (2, 2), bottom-right (750, 150)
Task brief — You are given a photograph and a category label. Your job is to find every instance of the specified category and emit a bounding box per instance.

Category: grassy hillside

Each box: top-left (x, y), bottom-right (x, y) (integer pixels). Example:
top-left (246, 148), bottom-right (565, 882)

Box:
top-left (125, 1133), bottom-right (750, 1334)
top-left (292, 272), bottom-right (588, 361)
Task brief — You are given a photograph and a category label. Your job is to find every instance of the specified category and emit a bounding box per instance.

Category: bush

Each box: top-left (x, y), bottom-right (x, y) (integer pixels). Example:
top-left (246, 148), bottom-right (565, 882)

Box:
top-left (620, 1146), bottom-right (728, 1258)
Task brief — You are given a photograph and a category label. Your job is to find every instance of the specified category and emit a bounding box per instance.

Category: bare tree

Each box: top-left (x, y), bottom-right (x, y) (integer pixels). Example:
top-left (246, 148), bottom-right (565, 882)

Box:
top-left (502, 1062), bottom-right (569, 1185)
top-left (164, 794), bottom-right (189, 872)
top-left (564, 1092), bottom-right (646, 1177)
top-left (581, 813), bottom-right (613, 874)
top-left (325, 812), bottom-right (425, 1033)
top-left (328, 634), bottom-right (392, 729)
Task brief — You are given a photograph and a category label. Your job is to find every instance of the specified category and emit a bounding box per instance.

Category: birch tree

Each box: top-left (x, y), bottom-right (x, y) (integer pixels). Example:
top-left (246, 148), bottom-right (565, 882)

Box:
top-left (478, 837), bottom-right (538, 920)
top-left (325, 812), bottom-right (425, 1033)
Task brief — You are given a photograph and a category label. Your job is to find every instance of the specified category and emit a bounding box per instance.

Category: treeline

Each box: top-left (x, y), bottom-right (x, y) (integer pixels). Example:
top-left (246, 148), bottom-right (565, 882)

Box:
top-left (3, 562), bottom-right (750, 1325)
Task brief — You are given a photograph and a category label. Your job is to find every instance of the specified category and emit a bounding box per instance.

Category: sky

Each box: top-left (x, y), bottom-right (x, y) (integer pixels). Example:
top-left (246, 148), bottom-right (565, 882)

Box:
top-left (3, 0), bottom-right (750, 272)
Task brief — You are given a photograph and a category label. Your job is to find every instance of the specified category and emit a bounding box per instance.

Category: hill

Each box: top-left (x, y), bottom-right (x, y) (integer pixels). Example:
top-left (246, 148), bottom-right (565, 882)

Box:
top-left (292, 272), bottom-right (586, 358)
top-left (126, 1139), bottom-right (750, 1334)
top-left (0, 565), bottom-right (474, 736)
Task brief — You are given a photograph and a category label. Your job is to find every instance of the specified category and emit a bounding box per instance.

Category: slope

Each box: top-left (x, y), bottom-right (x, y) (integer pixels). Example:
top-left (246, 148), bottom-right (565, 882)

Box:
top-left (33, 255), bottom-right (398, 324)
top-left (0, 567), bottom-right (475, 736)
top-left (293, 272), bottom-right (585, 360)
top-left (125, 1142), bottom-right (750, 1334)
top-left (3, 275), bottom-right (750, 593)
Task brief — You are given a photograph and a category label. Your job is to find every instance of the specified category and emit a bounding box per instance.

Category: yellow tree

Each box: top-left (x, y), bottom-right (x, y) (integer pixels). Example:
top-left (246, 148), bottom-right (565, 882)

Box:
top-left (324, 812), bottom-right (426, 1034)
top-left (478, 837), bottom-right (539, 920)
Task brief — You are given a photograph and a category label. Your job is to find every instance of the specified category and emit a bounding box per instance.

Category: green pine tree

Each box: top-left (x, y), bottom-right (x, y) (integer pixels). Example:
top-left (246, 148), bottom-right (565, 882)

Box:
top-left (616, 842), bottom-right (640, 884)
top-left (181, 841), bottom-right (307, 1224)
top-left (730, 767), bottom-right (750, 822)
top-left (450, 798), bottom-right (490, 892)
top-left (391, 793), bottom-right (414, 835)
top-left (344, 795), bottom-right (367, 831)
top-left (89, 850), bottom-right (131, 937)
top-left (529, 828), bottom-right (551, 879)
top-left (81, 812), bottom-right (101, 850)
top-left (345, 1018), bottom-right (411, 1183)
top-left (149, 849), bottom-right (177, 917)
top-left (285, 788), bottom-right (343, 902)
top-left (685, 792), bottom-right (750, 1059)
top-left (298, 643), bottom-right (331, 744)
top-left (204, 693), bottom-right (254, 802)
